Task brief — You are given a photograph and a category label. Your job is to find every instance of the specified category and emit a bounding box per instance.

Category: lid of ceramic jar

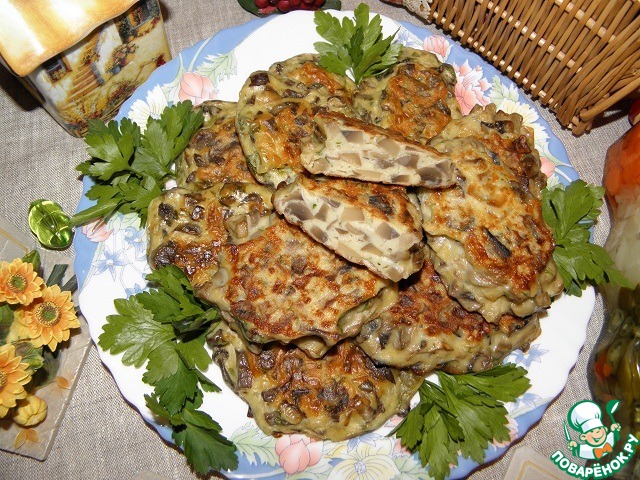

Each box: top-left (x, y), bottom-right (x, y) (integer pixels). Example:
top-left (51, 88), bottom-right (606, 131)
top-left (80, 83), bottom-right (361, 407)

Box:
top-left (0, 0), bottom-right (139, 76)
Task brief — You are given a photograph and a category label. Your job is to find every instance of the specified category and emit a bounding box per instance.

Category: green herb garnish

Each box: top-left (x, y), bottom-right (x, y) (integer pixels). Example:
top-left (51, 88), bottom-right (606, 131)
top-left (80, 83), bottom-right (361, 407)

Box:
top-left (98, 265), bottom-right (237, 474)
top-left (314, 3), bottom-right (401, 84)
top-left (542, 180), bottom-right (632, 296)
top-left (391, 364), bottom-right (530, 480)
top-left (71, 101), bottom-right (203, 228)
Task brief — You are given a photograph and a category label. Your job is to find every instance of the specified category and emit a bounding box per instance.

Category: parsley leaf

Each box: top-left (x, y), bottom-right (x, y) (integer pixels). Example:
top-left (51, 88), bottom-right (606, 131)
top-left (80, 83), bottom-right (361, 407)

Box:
top-left (314, 3), bottom-right (401, 84)
top-left (143, 343), bottom-right (180, 384)
top-left (174, 404), bottom-right (239, 474)
top-left (154, 359), bottom-right (200, 415)
top-left (71, 102), bottom-right (203, 228)
top-left (542, 180), bottom-right (632, 295)
top-left (98, 266), bottom-right (236, 473)
top-left (136, 265), bottom-right (220, 332)
top-left (146, 396), bottom-right (238, 474)
top-left (99, 297), bottom-right (174, 368)
top-left (391, 364), bottom-right (530, 480)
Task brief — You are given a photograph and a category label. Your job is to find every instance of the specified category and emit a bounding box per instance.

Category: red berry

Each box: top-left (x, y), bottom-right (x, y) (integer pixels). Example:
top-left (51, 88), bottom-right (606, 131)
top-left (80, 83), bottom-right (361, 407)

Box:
top-left (277, 0), bottom-right (290, 12)
top-left (269, 0), bottom-right (277, 5)
top-left (254, 0), bottom-right (270, 7)
top-left (289, 0), bottom-right (301, 7)
top-left (313, 0), bottom-right (325, 7)
top-left (302, 0), bottom-right (314, 4)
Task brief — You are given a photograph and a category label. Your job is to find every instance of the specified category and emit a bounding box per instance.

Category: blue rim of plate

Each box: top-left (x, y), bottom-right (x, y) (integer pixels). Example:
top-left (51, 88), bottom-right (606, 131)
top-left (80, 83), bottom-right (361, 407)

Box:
top-left (74, 11), bottom-right (586, 480)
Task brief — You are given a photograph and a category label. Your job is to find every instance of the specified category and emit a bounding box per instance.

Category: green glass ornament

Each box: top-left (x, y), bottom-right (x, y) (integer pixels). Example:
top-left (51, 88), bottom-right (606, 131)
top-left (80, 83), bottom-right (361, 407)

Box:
top-left (28, 199), bottom-right (73, 249)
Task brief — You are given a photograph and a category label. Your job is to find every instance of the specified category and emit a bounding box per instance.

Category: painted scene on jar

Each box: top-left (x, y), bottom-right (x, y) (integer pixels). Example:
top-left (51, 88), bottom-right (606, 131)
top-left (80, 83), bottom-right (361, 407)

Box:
top-left (21, 0), bottom-right (170, 137)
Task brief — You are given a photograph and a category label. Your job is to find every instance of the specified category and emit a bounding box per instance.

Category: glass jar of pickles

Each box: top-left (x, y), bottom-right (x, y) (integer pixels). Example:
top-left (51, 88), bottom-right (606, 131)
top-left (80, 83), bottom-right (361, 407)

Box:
top-left (589, 105), bottom-right (640, 478)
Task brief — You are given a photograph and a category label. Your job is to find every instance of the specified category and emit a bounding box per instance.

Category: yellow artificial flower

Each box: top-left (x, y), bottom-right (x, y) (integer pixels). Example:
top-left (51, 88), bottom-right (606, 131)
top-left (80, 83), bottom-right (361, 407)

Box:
top-left (14, 428), bottom-right (40, 449)
top-left (0, 344), bottom-right (32, 418)
top-left (13, 395), bottom-right (47, 427)
top-left (0, 258), bottom-right (44, 305)
top-left (17, 284), bottom-right (79, 351)
top-left (5, 309), bottom-right (34, 344)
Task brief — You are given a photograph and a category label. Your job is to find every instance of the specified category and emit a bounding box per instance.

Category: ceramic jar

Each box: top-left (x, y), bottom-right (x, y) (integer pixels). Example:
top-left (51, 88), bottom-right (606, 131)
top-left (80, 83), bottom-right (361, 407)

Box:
top-left (0, 0), bottom-right (171, 137)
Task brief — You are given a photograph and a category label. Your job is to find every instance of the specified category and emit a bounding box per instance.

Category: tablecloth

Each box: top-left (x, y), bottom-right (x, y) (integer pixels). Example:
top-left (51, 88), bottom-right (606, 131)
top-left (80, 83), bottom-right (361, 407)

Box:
top-left (0, 0), bottom-right (632, 478)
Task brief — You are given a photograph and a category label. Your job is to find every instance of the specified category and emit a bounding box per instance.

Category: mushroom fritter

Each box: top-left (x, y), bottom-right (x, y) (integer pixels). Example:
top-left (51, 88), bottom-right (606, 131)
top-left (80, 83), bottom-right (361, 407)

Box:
top-left (354, 47), bottom-right (462, 143)
top-left (300, 111), bottom-right (455, 188)
top-left (208, 321), bottom-right (424, 441)
top-left (273, 175), bottom-right (424, 281)
top-left (419, 105), bottom-right (564, 322)
top-left (146, 184), bottom-right (393, 358)
top-left (236, 53), bottom-right (356, 188)
top-left (212, 219), bottom-right (395, 358)
top-left (147, 183), bottom-right (276, 289)
top-left (355, 258), bottom-right (541, 374)
top-left (175, 100), bottom-right (254, 189)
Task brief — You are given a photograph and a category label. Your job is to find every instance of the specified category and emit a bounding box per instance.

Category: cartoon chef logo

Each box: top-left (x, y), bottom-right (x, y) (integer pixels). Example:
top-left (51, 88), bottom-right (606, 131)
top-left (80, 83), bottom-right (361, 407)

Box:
top-left (565, 399), bottom-right (621, 460)
top-left (551, 399), bottom-right (638, 478)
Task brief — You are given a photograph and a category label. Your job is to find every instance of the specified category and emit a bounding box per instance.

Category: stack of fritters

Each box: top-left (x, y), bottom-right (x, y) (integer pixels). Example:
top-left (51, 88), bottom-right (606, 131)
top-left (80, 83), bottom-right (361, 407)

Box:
top-left (146, 49), bottom-right (561, 441)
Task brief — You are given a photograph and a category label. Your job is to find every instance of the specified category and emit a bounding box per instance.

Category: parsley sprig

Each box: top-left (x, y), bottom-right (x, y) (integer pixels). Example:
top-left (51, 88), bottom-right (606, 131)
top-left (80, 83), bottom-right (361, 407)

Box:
top-left (98, 266), bottom-right (238, 474)
top-left (314, 3), bottom-right (401, 84)
top-left (391, 364), bottom-right (530, 480)
top-left (542, 180), bottom-right (632, 296)
top-left (71, 101), bottom-right (203, 228)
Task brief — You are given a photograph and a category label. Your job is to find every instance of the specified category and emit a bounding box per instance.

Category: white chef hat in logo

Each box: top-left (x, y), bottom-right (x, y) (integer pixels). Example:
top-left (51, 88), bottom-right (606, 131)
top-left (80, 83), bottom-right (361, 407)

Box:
top-left (568, 400), bottom-right (604, 434)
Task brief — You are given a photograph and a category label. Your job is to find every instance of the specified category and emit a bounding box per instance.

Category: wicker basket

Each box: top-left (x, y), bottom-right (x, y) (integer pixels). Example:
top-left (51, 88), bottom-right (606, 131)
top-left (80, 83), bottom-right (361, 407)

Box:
top-left (399, 0), bottom-right (640, 135)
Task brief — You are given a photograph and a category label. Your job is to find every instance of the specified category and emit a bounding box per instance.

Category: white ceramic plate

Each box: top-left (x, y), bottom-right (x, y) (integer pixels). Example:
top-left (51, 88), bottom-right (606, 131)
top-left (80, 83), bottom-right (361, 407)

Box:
top-left (74, 10), bottom-right (595, 479)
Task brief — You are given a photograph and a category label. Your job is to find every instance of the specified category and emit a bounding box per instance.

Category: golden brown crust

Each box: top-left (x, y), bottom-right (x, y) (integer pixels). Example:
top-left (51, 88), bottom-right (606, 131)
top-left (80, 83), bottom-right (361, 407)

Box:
top-left (221, 219), bottom-right (391, 350)
top-left (354, 47), bottom-right (462, 143)
top-left (146, 184), bottom-right (275, 289)
top-left (272, 57), bottom-right (348, 96)
top-left (236, 54), bottom-right (355, 187)
top-left (0, 0), bottom-right (139, 76)
top-left (249, 100), bottom-right (316, 176)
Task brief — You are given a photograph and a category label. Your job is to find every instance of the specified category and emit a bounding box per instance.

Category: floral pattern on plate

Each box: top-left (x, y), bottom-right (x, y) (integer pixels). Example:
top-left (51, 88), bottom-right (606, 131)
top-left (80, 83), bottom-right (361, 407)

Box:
top-left (74, 11), bottom-right (595, 480)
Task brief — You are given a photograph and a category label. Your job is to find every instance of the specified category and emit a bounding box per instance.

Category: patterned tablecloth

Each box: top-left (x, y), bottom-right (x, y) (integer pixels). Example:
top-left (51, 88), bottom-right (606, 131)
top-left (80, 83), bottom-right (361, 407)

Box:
top-left (0, 1), bottom-right (631, 478)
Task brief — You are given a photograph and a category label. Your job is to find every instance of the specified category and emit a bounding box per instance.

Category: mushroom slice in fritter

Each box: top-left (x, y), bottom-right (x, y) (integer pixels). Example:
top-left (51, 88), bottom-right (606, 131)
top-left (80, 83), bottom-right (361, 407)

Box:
top-left (300, 111), bottom-right (455, 188)
top-left (419, 105), bottom-right (564, 322)
top-left (273, 175), bottom-right (424, 281)
top-left (208, 321), bottom-right (424, 441)
top-left (356, 258), bottom-right (541, 374)
top-left (175, 100), bottom-right (255, 190)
